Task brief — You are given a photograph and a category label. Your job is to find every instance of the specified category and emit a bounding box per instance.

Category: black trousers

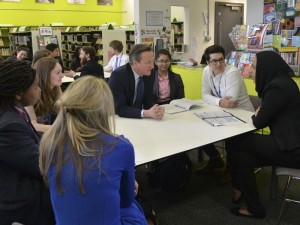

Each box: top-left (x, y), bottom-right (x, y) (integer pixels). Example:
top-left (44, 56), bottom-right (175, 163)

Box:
top-left (226, 132), bottom-right (300, 215)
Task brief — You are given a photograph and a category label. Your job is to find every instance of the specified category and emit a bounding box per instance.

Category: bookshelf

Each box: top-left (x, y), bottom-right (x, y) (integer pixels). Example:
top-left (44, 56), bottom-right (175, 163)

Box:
top-left (126, 30), bottom-right (135, 54)
top-left (61, 31), bottom-right (94, 68)
top-left (0, 27), bottom-right (11, 59)
top-left (277, 47), bottom-right (300, 75)
top-left (171, 21), bottom-right (184, 53)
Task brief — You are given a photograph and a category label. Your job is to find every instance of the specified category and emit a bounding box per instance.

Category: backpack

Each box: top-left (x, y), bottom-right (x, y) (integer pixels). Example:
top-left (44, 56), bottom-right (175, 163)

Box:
top-left (147, 153), bottom-right (193, 192)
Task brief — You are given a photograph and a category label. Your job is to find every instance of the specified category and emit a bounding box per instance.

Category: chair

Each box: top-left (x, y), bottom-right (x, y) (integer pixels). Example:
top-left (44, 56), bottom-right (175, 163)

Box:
top-left (275, 167), bottom-right (300, 225)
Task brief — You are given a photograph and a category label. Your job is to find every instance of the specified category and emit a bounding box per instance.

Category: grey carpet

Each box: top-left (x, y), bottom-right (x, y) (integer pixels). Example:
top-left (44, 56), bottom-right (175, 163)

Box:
top-left (136, 151), bottom-right (300, 225)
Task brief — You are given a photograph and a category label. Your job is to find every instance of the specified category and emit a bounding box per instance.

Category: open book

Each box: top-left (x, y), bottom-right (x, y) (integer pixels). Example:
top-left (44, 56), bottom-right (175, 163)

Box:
top-left (194, 110), bottom-right (245, 127)
top-left (163, 98), bottom-right (203, 114)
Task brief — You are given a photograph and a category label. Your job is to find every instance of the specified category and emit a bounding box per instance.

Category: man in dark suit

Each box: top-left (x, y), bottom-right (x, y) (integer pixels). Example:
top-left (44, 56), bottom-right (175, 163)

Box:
top-left (66, 46), bottom-right (104, 79)
top-left (0, 61), bottom-right (54, 225)
top-left (108, 44), bottom-right (164, 119)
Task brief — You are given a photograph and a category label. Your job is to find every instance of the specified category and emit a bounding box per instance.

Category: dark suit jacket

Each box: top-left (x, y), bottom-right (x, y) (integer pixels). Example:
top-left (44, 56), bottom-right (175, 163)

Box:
top-left (150, 69), bottom-right (185, 104)
top-left (75, 60), bottom-right (104, 79)
top-left (0, 106), bottom-right (53, 225)
top-left (252, 77), bottom-right (300, 151)
top-left (108, 63), bottom-right (155, 118)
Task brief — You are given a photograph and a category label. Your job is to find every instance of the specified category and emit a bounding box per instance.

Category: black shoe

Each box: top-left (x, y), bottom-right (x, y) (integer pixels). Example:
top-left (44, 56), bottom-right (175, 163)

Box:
top-left (230, 207), bottom-right (265, 219)
top-left (195, 156), bottom-right (225, 174)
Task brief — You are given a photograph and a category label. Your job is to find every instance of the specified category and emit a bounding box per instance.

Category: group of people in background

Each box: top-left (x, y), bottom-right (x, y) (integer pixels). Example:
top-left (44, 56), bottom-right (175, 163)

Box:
top-left (1, 39), bottom-right (300, 225)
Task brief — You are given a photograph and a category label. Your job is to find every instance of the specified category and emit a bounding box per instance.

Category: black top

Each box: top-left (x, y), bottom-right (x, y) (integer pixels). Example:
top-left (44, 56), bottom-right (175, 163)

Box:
top-left (253, 51), bottom-right (300, 151)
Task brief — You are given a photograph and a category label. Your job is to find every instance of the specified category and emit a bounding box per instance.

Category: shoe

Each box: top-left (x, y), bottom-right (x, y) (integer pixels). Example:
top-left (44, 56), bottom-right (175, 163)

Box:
top-left (231, 194), bottom-right (243, 205)
top-left (230, 207), bottom-right (265, 219)
top-left (195, 156), bottom-right (225, 174)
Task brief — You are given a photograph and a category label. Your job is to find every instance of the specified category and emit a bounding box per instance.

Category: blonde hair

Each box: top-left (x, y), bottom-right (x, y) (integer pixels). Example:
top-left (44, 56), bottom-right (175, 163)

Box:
top-left (39, 76), bottom-right (116, 193)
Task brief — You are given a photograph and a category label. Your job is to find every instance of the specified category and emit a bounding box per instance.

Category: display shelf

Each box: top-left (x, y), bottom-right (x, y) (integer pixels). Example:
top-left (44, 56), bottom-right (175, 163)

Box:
top-left (171, 21), bottom-right (184, 53)
top-left (0, 27), bottom-right (10, 58)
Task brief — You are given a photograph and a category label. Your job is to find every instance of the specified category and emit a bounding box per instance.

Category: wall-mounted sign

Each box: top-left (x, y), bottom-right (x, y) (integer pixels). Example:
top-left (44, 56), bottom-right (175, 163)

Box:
top-left (146, 11), bottom-right (163, 26)
top-left (39, 26), bottom-right (53, 36)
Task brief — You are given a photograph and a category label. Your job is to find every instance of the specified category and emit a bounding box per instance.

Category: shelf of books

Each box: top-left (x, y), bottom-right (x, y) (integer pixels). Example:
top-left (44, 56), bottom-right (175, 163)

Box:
top-left (61, 31), bottom-right (95, 68)
top-left (226, 51), bottom-right (256, 78)
top-left (126, 30), bottom-right (135, 54)
top-left (171, 21), bottom-right (184, 53)
top-left (0, 27), bottom-right (10, 59)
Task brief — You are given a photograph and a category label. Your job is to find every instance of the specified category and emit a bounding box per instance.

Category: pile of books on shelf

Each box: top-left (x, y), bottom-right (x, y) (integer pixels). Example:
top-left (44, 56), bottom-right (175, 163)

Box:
top-left (228, 23), bottom-right (269, 51)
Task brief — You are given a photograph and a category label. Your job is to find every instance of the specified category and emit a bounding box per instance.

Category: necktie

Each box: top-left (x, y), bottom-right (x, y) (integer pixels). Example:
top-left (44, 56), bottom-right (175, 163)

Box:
top-left (114, 56), bottom-right (119, 71)
top-left (133, 77), bottom-right (144, 109)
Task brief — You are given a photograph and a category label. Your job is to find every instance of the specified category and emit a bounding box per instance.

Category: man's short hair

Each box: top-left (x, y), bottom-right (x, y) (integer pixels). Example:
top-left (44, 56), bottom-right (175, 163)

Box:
top-left (203, 45), bottom-right (225, 62)
top-left (81, 46), bottom-right (96, 60)
top-left (129, 44), bottom-right (152, 64)
top-left (109, 40), bottom-right (123, 53)
top-left (46, 43), bottom-right (59, 52)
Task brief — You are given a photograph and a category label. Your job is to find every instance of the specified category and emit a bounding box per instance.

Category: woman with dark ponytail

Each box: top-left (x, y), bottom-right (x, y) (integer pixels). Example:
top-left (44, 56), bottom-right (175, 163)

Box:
top-left (0, 61), bottom-right (54, 225)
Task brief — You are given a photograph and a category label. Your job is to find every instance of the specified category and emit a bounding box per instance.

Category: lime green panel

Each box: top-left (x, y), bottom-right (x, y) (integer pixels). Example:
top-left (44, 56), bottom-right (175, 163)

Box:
top-left (172, 66), bottom-right (203, 100)
top-left (0, 0), bottom-right (122, 26)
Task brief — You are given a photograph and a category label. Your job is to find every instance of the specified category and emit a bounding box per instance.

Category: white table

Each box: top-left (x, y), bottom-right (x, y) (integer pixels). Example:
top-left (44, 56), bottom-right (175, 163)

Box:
top-left (62, 71), bottom-right (111, 83)
top-left (115, 102), bottom-right (256, 165)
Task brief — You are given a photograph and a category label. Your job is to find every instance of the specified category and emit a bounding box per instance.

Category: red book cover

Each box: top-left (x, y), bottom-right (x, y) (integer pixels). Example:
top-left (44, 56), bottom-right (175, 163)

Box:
top-left (241, 63), bottom-right (251, 78)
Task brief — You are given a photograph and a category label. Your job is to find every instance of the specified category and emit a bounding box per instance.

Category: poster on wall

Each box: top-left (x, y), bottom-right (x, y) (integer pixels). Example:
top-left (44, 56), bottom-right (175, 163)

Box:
top-left (146, 11), bottom-right (163, 26)
top-left (68, 0), bottom-right (85, 4)
top-left (36, 0), bottom-right (54, 3)
top-left (0, 0), bottom-right (21, 2)
top-left (97, 0), bottom-right (112, 6)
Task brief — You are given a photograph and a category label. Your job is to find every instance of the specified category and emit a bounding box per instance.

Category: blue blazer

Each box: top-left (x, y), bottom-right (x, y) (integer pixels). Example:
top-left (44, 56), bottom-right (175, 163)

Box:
top-left (0, 106), bottom-right (53, 225)
top-left (108, 63), bottom-right (155, 118)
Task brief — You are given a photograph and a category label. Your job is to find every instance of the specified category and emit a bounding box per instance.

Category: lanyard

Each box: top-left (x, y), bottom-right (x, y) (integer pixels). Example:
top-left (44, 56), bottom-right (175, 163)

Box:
top-left (210, 74), bottom-right (223, 98)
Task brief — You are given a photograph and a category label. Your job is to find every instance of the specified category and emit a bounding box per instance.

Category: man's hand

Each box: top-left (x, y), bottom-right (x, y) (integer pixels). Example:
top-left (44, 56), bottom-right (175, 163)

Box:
top-left (219, 96), bottom-right (237, 108)
top-left (64, 70), bottom-right (76, 78)
top-left (143, 104), bottom-right (164, 120)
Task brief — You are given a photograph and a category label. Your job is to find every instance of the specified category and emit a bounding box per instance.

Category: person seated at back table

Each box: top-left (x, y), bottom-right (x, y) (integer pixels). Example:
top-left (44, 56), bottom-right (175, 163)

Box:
top-left (195, 45), bottom-right (254, 178)
top-left (39, 76), bottom-right (148, 225)
top-left (26, 57), bottom-right (63, 132)
top-left (31, 49), bottom-right (51, 67)
top-left (66, 46), bottom-right (104, 80)
top-left (7, 45), bottom-right (29, 62)
top-left (46, 43), bottom-right (65, 71)
top-left (108, 44), bottom-right (164, 119)
top-left (227, 51), bottom-right (300, 219)
top-left (149, 48), bottom-right (184, 104)
top-left (104, 40), bottom-right (129, 72)
top-left (70, 46), bottom-right (82, 72)
top-left (0, 61), bottom-right (54, 225)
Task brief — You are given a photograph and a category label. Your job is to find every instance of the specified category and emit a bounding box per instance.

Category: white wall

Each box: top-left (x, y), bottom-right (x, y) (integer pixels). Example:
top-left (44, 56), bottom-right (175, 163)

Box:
top-left (124, 0), bottom-right (264, 61)
top-left (171, 6), bottom-right (184, 22)
top-left (246, 0), bottom-right (263, 26)
top-left (122, 0), bottom-right (134, 25)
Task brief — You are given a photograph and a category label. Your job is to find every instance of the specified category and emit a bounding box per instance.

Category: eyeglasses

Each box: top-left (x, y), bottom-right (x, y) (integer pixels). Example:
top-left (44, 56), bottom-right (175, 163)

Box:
top-left (250, 64), bottom-right (256, 69)
top-left (209, 58), bottom-right (225, 65)
top-left (156, 60), bottom-right (171, 64)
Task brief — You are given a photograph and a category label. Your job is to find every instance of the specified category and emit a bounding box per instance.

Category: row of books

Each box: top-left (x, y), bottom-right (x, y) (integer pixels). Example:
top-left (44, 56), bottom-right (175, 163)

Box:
top-left (0, 48), bottom-right (10, 56)
top-left (279, 52), bottom-right (298, 65)
top-left (226, 51), bottom-right (256, 78)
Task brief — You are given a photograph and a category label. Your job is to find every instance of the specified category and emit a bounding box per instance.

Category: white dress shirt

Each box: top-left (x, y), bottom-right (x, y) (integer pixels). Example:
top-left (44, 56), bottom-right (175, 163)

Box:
top-left (103, 52), bottom-right (129, 72)
top-left (202, 64), bottom-right (255, 112)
